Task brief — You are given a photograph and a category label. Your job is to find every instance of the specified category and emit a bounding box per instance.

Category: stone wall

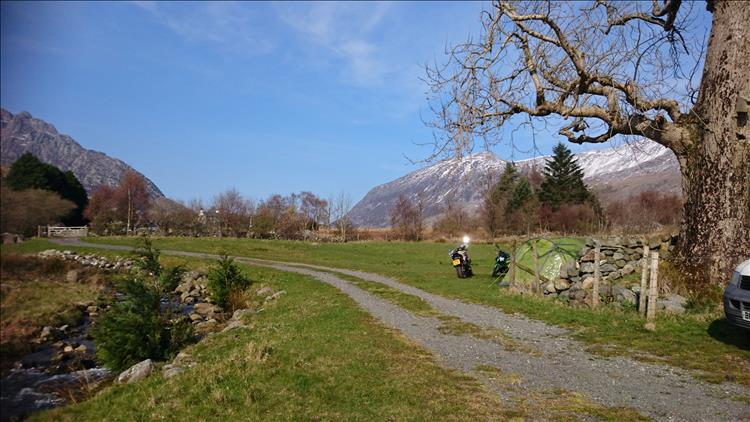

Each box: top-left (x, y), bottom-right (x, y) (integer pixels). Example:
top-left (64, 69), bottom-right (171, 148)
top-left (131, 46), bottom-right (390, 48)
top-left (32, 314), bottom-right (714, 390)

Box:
top-left (543, 233), bottom-right (685, 313)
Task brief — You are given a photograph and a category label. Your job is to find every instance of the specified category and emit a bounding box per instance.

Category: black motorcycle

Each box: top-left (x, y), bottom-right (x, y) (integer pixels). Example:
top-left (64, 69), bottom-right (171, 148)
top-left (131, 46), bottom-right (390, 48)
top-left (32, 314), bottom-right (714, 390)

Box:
top-left (449, 241), bottom-right (473, 278)
top-left (492, 246), bottom-right (510, 281)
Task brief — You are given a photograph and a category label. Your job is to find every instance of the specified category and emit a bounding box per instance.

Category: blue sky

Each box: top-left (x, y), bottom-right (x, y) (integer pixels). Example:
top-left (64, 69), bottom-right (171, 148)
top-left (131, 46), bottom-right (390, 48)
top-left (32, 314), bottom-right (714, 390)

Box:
top-left (3, 1), bottom-right (615, 204)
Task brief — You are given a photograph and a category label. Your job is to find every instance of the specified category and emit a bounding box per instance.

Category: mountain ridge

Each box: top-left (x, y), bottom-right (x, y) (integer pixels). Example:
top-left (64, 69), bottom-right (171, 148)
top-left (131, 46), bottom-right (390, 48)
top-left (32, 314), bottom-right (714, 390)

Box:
top-left (1, 108), bottom-right (164, 199)
top-left (348, 140), bottom-right (681, 228)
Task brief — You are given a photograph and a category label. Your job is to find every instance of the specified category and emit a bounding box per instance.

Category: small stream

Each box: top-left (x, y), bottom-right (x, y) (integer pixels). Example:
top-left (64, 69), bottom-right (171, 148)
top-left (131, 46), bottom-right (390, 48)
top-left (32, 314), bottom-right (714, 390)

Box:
top-left (0, 315), bottom-right (112, 422)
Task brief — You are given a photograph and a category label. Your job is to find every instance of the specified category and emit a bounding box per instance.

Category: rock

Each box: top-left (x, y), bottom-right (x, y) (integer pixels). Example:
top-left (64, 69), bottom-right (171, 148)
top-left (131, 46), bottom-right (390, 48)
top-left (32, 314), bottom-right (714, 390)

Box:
top-left (39, 326), bottom-right (61, 342)
top-left (162, 364), bottom-right (184, 379)
top-left (173, 352), bottom-right (193, 366)
top-left (196, 320), bottom-right (219, 334)
top-left (558, 290), bottom-right (571, 299)
top-left (612, 252), bottom-right (625, 261)
top-left (554, 279), bottom-right (570, 291)
top-left (255, 286), bottom-right (274, 297)
top-left (569, 276), bottom-right (581, 283)
top-left (180, 292), bottom-right (192, 303)
top-left (118, 359), bottom-right (154, 384)
top-left (614, 260), bottom-right (627, 268)
top-left (545, 282), bottom-right (556, 294)
top-left (75, 344), bottom-right (88, 353)
top-left (612, 285), bottom-right (636, 305)
top-left (66, 270), bottom-right (80, 283)
top-left (568, 281), bottom-right (582, 292)
top-left (194, 303), bottom-right (221, 316)
top-left (63, 345), bottom-right (74, 353)
top-left (607, 271), bottom-right (622, 281)
top-left (265, 290), bottom-right (287, 302)
top-left (621, 263), bottom-right (636, 276)
top-left (657, 294), bottom-right (687, 314)
top-left (189, 313), bottom-right (203, 322)
top-left (86, 305), bottom-right (99, 314)
top-left (581, 263), bottom-right (595, 273)
top-left (232, 308), bottom-right (254, 321)
top-left (570, 289), bottom-right (587, 301)
top-left (599, 263), bottom-right (617, 273)
top-left (581, 277), bottom-right (595, 290)
top-left (222, 319), bottom-right (247, 332)
top-left (648, 238), bottom-right (661, 250)
top-left (183, 296), bottom-right (195, 305)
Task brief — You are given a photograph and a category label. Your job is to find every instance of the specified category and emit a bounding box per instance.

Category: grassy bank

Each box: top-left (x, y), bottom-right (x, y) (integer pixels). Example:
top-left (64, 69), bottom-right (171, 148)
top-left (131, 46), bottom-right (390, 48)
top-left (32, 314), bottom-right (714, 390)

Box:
top-left (0, 253), bottom-right (102, 370)
top-left (31, 262), bottom-right (512, 421)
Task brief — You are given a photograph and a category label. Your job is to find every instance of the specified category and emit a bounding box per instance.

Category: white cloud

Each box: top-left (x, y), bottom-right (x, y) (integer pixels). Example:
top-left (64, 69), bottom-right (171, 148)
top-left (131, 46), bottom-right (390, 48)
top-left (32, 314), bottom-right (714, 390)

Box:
top-left (132, 1), bottom-right (275, 55)
top-left (274, 2), bottom-right (393, 86)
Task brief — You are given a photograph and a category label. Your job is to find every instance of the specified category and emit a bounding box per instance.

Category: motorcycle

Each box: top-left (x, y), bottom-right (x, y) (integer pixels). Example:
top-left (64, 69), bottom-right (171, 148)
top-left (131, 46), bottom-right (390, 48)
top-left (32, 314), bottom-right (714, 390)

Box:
top-left (492, 245), bottom-right (510, 281)
top-left (449, 236), bottom-right (473, 278)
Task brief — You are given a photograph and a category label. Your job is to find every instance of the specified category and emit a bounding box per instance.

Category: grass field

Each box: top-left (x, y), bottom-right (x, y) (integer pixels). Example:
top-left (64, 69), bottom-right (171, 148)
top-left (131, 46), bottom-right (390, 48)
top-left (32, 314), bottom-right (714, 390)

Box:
top-left (4, 237), bottom-right (749, 388)
top-left (24, 259), bottom-right (649, 421)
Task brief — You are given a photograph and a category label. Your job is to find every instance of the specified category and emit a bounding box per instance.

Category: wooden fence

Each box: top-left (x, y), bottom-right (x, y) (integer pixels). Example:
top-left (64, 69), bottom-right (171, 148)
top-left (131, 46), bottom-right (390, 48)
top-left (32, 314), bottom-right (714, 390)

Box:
top-left (39, 225), bottom-right (89, 238)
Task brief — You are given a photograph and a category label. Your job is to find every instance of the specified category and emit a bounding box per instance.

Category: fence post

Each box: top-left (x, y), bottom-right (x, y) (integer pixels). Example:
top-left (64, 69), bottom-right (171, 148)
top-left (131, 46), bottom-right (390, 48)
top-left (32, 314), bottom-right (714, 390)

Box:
top-left (639, 241), bottom-right (650, 316)
top-left (592, 239), bottom-right (601, 308)
top-left (533, 240), bottom-right (541, 296)
top-left (645, 251), bottom-right (660, 331)
top-left (509, 238), bottom-right (517, 287)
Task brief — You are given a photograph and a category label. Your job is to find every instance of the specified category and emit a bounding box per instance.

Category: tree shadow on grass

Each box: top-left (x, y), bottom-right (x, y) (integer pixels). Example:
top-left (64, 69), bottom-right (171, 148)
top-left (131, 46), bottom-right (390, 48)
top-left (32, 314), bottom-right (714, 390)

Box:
top-left (707, 319), bottom-right (750, 351)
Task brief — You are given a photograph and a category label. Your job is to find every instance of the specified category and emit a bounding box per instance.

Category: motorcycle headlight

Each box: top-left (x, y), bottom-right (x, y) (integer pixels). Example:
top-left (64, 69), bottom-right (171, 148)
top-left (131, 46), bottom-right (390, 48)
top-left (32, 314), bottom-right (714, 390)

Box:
top-left (729, 271), bottom-right (741, 286)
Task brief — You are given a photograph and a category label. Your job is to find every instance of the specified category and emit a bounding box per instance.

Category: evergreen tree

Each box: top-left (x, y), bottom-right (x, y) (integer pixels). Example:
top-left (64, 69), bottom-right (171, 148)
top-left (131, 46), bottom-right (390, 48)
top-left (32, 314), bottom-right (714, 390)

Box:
top-left (491, 162), bottom-right (519, 203)
top-left (538, 143), bottom-right (589, 209)
top-left (506, 176), bottom-right (533, 214)
top-left (6, 153), bottom-right (88, 225)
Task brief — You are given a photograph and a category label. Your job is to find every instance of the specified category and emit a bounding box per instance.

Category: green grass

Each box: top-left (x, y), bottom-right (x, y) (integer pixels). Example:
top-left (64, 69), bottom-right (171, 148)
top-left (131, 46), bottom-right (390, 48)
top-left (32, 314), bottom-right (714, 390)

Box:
top-left (0, 253), bottom-right (102, 372)
top-left (52, 236), bottom-right (750, 388)
top-left (31, 263), bottom-right (515, 421)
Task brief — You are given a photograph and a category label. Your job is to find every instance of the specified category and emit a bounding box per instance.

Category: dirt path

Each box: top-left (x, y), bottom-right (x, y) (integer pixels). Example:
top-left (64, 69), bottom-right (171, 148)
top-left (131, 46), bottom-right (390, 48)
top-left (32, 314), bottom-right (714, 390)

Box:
top-left (54, 239), bottom-right (750, 421)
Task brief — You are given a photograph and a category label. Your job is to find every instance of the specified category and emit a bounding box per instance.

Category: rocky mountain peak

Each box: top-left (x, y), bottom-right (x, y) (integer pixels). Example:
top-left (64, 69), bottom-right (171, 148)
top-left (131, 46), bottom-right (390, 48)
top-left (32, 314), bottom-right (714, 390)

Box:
top-left (0, 108), bottom-right (164, 199)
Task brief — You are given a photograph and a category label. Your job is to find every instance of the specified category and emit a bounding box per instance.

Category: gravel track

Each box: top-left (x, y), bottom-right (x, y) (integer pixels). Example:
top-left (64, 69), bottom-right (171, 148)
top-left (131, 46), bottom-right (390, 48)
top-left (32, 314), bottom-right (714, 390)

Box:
top-left (54, 239), bottom-right (750, 421)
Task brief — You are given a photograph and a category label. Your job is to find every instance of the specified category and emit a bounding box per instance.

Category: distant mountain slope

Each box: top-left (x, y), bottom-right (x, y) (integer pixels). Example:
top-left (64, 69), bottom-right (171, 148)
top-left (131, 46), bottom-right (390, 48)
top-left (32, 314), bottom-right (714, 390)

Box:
top-left (349, 141), bottom-right (681, 228)
top-left (1, 108), bottom-right (164, 198)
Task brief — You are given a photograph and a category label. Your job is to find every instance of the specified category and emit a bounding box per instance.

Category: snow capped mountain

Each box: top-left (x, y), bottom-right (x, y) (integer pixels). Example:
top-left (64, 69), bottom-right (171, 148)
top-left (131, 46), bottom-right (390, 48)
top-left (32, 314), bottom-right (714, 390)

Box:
top-left (348, 140), bottom-right (680, 228)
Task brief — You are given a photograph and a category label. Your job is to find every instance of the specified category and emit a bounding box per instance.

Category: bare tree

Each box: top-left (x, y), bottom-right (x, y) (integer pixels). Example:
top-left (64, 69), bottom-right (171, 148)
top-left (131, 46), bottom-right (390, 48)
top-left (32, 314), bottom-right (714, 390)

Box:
top-left (426, 0), bottom-right (749, 283)
top-left (331, 191), bottom-right (353, 241)
top-left (389, 194), bottom-right (425, 241)
top-left (212, 188), bottom-right (254, 237)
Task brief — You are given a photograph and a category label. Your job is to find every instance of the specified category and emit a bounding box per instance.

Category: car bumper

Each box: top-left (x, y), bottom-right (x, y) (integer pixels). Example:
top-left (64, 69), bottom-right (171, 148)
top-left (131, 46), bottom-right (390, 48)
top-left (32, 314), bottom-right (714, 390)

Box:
top-left (723, 284), bottom-right (750, 330)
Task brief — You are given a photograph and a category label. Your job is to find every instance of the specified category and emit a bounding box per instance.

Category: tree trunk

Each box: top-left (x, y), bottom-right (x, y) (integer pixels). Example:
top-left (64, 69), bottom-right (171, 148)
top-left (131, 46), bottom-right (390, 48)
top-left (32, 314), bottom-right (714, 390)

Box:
top-left (677, 1), bottom-right (750, 283)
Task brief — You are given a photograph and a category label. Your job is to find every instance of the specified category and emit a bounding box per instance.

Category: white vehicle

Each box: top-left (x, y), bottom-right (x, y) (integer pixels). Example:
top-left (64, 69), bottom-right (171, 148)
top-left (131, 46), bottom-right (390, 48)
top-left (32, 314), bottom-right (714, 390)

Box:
top-left (723, 259), bottom-right (750, 331)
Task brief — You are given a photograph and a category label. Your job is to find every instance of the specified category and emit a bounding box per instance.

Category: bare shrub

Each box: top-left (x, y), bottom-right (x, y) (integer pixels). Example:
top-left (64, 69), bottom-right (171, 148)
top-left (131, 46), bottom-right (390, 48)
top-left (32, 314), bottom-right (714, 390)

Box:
top-left (1, 183), bottom-right (76, 236)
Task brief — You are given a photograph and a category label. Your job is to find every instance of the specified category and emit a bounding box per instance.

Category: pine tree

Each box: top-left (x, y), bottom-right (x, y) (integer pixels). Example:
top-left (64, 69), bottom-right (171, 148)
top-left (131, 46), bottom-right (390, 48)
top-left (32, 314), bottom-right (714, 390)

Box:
top-left (538, 143), bottom-right (589, 209)
top-left (506, 176), bottom-right (533, 214)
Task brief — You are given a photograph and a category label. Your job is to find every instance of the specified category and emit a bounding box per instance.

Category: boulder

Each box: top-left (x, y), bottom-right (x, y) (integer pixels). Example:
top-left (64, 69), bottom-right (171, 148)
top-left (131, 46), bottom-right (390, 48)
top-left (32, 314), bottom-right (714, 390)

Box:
top-left (580, 250), bottom-right (596, 262)
top-left (568, 281), bottom-right (582, 293)
top-left (162, 364), bottom-right (184, 379)
top-left (66, 270), bottom-right (80, 283)
top-left (614, 260), bottom-right (627, 268)
top-left (545, 282), bottom-right (557, 294)
top-left (657, 294), bottom-right (687, 314)
top-left (581, 263), bottom-right (595, 274)
top-left (570, 289), bottom-right (587, 301)
top-left (621, 263), bottom-right (636, 276)
top-left (118, 359), bottom-right (154, 384)
top-left (189, 313), bottom-right (203, 322)
top-left (612, 252), bottom-right (625, 261)
top-left (221, 320), bottom-right (247, 333)
top-left (39, 326), bottom-right (61, 342)
top-left (554, 279), bottom-right (570, 291)
top-left (607, 271), bottom-right (622, 281)
top-left (599, 263), bottom-right (617, 273)
top-left (194, 303), bottom-right (221, 316)
top-left (612, 285), bottom-right (636, 305)
top-left (581, 277), bottom-right (595, 290)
